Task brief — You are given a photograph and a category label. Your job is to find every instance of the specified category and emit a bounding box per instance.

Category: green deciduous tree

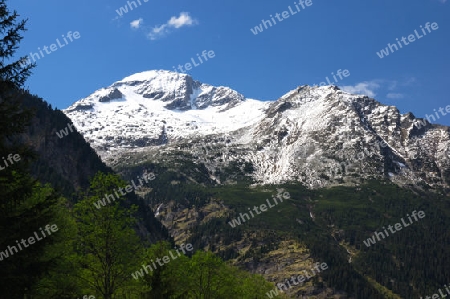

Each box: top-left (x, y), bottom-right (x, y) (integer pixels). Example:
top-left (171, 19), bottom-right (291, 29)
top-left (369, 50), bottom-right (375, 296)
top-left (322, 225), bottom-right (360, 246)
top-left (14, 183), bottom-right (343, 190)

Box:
top-left (73, 172), bottom-right (144, 299)
top-left (141, 245), bottom-right (281, 299)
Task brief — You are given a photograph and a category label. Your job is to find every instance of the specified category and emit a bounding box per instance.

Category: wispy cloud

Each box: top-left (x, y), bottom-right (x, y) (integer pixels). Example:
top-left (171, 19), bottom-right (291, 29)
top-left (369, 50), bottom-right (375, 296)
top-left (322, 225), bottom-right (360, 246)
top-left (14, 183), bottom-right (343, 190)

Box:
top-left (341, 77), bottom-right (415, 99)
top-left (387, 81), bottom-right (397, 91)
top-left (147, 12), bottom-right (198, 40)
top-left (130, 18), bottom-right (144, 29)
top-left (341, 81), bottom-right (381, 97)
top-left (402, 77), bottom-right (416, 86)
top-left (386, 93), bottom-right (404, 99)
top-left (387, 77), bottom-right (416, 90)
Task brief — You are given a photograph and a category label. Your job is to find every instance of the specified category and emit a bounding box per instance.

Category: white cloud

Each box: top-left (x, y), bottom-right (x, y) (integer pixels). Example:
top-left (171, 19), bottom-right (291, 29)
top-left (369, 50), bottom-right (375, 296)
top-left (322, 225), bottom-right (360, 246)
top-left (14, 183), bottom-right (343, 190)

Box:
top-left (341, 81), bottom-right (381, 97)
top-left (168, 12), bottom-right (197, 28)
top-left (130, 18), bottom-right (143, 29)
top-left (386, 93), bottom-right (404, 99)
top-left (148, 12), bottom-right (198, 40)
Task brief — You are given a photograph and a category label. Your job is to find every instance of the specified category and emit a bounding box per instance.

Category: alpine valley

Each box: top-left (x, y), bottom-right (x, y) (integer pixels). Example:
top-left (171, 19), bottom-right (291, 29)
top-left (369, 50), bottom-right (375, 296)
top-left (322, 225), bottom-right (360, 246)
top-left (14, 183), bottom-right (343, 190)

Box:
top-left (62, 70), bottom-right (450, 298)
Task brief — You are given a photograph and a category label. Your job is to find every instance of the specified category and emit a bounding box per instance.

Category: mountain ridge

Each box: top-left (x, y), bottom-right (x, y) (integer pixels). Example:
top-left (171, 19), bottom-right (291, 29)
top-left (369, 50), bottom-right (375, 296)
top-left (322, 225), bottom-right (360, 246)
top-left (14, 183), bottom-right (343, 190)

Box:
top-left (63, 70), bottom-right (450, 190)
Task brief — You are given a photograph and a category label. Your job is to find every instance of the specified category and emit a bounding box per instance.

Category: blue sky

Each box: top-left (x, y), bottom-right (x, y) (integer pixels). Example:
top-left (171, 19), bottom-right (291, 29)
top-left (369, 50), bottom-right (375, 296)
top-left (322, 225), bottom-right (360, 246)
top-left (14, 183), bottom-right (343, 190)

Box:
top-left (8, 0), bottom-right (450, 125)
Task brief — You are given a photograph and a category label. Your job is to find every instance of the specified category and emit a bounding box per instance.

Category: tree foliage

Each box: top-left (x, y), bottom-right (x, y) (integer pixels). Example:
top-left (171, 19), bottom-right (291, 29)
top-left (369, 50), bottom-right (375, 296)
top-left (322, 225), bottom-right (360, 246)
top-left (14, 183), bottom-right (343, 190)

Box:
top-left (73, 172), bottom-right (144, 298)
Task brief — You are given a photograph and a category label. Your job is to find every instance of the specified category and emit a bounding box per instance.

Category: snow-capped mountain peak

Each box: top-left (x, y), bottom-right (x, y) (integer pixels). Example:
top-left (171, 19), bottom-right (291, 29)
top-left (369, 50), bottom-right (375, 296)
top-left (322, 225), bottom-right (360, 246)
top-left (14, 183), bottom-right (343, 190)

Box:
top-left (64, 70), bottom-right (268, 152)
top-left (63, 70), bottom-right (450, 189)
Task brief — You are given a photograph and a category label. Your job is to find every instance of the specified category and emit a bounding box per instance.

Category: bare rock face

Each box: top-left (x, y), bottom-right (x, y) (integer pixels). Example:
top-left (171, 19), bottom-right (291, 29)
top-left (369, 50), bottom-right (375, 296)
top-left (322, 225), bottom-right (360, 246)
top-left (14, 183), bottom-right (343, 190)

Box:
top-left (98, 88), bottom-right (123, 103)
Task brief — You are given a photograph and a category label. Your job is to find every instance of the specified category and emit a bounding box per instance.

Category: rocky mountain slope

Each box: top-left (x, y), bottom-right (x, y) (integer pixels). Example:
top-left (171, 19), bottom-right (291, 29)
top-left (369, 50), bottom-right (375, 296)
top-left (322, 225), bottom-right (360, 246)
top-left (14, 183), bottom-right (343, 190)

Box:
top-left (64, 70), bottom-right (450, 190)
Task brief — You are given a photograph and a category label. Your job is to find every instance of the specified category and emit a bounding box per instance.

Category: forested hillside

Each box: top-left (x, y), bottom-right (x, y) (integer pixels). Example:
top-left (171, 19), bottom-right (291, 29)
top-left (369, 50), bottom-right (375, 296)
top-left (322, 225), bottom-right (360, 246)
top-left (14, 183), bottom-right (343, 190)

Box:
top-left (113, 154), bottom-right (450, 298)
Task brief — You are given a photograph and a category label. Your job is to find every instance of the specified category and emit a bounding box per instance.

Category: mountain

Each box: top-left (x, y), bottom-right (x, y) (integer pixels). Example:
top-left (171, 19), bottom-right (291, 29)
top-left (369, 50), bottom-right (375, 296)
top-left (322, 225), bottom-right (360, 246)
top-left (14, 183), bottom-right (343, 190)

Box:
top-left (64, 70), bottom-right (450, 190)
top-left (60, 70), bottom-right (450, 298)
top-left (64, 70), bottom-right (266, 153)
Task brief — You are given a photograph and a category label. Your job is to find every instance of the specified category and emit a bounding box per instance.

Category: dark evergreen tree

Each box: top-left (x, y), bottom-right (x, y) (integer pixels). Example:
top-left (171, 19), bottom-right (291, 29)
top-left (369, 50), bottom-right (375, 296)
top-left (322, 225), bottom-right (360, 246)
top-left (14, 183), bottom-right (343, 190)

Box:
top-left (0, 1), bottom-right (65, 297)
